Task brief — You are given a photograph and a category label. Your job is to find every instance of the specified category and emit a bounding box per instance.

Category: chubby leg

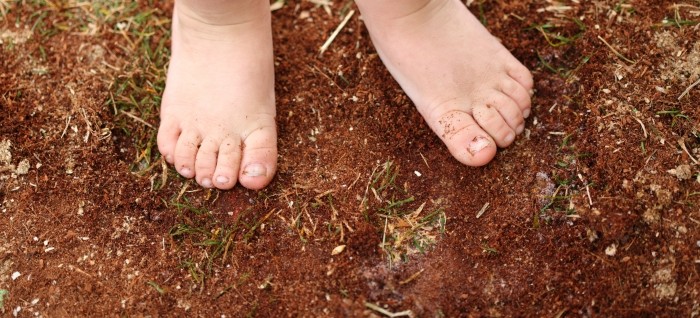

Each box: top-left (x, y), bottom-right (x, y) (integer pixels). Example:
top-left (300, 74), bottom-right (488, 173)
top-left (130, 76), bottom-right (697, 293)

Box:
top-left (355, 0), bottom-right (533, 166)
top-left (157, 0), bottom-right (277, 190)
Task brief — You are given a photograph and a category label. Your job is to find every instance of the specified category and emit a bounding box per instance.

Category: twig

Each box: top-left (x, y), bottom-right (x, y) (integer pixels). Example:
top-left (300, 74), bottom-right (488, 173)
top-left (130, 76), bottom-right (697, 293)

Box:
top-left (61, 115), bottom-right (72, 138)
top-left (399, 269), bottom-right (425, 285)
top-left (69, 265), bottom-right (94, 278)
top-left (364, 302), bottom-right (414, 318)
top-left (678, 139), bottom-right (699, 165)
top-left (79, 107), bottom-right (92, 143)
top-left (359, 164), bottom-right (380, 210)
top-left (578, 174), bottom-right (593, 207)
top-left (476, 202), bottom-right (490, 219)
top-left (160, 156), bottom-right (168, 190)
top-left (419, 152), bottom-right (430, 168)
top-left (678, 77), bottom-right (700, 100)
top-left (632, 117), bottom-right (648, 139)
top-left (689, 217), bottom-right (700, 225)
top-left (176, 181), bottom-right (190, 201)
top-left (597, 35), bottom-right (635, 64)
top-left (347, 172), bottom-right (362, 190)
top-left (319, 9), bottom-right (355, 54)
top-left (308, 64), bottom-right (345, 92)
top-left (121, 110), bottom-right (155, 129)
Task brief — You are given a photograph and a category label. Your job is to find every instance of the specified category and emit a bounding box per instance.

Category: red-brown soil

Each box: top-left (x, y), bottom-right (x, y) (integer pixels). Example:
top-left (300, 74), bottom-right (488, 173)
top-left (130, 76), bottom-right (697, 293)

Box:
top-left (1, 1), bottom-right (700, 317)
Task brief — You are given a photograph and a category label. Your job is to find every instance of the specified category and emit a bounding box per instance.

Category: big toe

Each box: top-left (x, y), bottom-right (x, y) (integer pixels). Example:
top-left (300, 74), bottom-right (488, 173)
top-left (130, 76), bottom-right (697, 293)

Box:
top-left (237, 126), bottom-right (277, 190)
top-left (431, 109), bottom-right (497, 166)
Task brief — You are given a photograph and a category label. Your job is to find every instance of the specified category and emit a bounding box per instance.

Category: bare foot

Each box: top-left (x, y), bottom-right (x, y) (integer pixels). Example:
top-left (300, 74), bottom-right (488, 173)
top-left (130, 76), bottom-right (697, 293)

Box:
top-left (157, 0), bottom-right (277, 190)
top-left (355, 0), bottom-right (533, 166)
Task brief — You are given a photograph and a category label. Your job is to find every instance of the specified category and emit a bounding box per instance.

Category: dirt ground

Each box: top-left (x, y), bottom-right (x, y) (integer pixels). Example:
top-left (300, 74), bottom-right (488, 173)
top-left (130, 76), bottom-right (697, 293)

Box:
top-left (1, 0), bottom-right (700, 317)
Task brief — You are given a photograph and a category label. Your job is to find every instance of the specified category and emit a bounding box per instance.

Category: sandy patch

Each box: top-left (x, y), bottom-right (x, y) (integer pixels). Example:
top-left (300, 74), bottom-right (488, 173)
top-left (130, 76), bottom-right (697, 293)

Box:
top-left (0, 28), bottom-right (32, 45)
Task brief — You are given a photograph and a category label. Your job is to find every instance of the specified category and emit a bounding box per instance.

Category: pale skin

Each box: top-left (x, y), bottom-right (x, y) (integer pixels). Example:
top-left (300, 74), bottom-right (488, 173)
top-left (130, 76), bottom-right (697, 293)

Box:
top-left (157, 0), bottom-right (534, 190)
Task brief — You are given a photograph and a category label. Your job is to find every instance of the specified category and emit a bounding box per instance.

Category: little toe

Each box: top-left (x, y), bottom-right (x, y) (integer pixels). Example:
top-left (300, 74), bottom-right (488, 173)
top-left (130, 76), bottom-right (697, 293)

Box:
top-left (195, 138), bottom-right (220, 188)
top-left (431, 109), bottom-right (497, 166)
top-left (471, 102), bottom-right (517, 148)
top-left (213, 137), bottom-right (243, 190)
top-left (238, 127), bottom-right (277, 190)
top-left (157, 121), bottom-right (180, 164)
top-left (173, 130), bottom-right (202, 179)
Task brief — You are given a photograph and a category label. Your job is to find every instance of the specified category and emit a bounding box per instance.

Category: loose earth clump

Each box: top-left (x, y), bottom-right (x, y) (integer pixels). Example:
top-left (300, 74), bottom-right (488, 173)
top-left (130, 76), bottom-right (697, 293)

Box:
top-left (1, 1), bottom-right (700, 316)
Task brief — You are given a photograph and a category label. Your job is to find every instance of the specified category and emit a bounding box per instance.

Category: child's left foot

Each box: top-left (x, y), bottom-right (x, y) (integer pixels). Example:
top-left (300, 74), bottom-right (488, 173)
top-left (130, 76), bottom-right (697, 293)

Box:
top-left (356, 0), bottom-right (534, 166)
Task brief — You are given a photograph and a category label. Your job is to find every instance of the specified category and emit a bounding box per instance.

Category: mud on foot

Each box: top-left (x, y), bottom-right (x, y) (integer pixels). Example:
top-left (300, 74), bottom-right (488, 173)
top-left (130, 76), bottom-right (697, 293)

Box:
top-left (356, 0), bottom-right (534, 166)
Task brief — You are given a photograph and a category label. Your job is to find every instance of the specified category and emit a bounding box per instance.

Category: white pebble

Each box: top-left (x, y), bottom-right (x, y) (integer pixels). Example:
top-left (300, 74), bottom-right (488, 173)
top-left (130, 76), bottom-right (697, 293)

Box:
top-left (414, 171), bottom-right (422, 177)
top-left (11, 271), bottom-right (20, 280)
top-left (605, 244), bottom-right (617, 256)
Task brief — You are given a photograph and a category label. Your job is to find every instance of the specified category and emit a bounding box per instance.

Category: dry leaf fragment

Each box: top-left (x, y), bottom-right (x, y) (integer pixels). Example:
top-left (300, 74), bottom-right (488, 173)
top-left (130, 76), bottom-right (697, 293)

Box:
top-left (331, 245), bottom-right (346, 256)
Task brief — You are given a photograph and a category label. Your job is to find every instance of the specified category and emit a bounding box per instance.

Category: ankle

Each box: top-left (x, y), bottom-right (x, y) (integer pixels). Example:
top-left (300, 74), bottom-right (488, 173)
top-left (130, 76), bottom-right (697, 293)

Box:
top-left (176, 0), bottom-right (269, 27)
top-left (356, 0), bottom-right (448, 22)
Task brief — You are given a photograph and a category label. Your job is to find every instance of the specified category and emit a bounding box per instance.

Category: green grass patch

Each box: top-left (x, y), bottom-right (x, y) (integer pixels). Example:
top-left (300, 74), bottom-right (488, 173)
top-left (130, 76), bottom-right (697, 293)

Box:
top-left (656, 109), bottom-right (689, 127)
top-left (362, 161), bottom-right (447, 267)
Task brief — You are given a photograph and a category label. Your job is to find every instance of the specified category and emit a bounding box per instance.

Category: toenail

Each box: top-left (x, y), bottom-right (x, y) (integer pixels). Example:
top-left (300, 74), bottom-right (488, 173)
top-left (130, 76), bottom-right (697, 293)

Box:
top-left (523, 108), bottom-right (531, 118)
top-left (180, 167), bottom-right (192, 177)
top-left (516, 124), bottom-right (525, 134)
top-left (505, 133), bottom-right (515, 144)
top-left (201, 178), bottom-right (213, 188)
top-left (216, 176), bottom-right (230, 184)
top-left (468, 136), bottom-right (490, 155)
top-left (529, 89), bottom-right (535, 97)
top-left (165, 155), bottom-right (172, 162)
top-left (243, 163), bottom-right (266, 177)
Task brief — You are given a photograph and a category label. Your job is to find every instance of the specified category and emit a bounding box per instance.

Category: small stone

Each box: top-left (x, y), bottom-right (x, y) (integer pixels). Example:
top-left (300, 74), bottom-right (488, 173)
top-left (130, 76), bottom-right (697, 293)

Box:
top-left (11, 272), bottom-right (20, 281)
top-left (605, 244), bottom-right (617, 256)
top-left (676, 226), bottom-right (687, 234)
top-left (14, 159), bottom-right (29, 175)
top-left (0, 140), bottom-right (11, 165)
top-left (651, 268), bottom-right (677, 299)
top-left (642, 208), bottom-right (661, 224)
top-left (667, 164), bottom-right (692, 180)
top-left (586, 228), bottom-right (599, 242)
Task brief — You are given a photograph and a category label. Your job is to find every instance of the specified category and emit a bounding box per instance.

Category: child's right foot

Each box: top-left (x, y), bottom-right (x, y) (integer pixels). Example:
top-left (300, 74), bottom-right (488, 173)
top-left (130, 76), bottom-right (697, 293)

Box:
top-left (157, 0), bottom-right (277, 190)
